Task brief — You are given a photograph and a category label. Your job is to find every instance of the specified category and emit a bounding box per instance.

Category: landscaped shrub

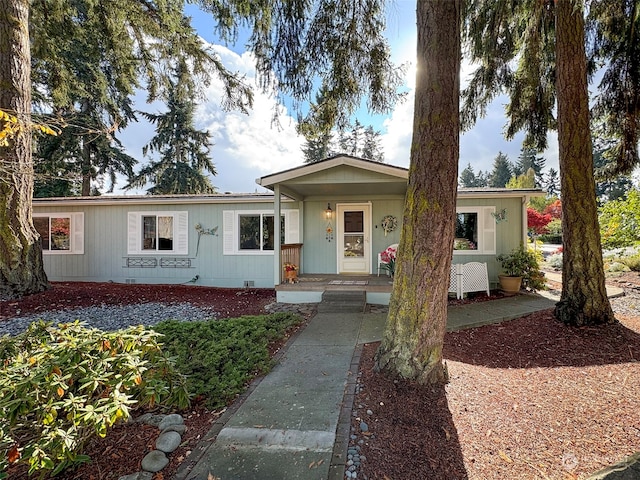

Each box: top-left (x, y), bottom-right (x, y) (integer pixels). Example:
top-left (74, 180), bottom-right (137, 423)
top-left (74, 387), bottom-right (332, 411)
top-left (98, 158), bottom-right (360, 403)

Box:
top-left (546, 253), bottom-right (563, 270)
top-left (605, 261), bottom-right (631, 273)
top-left (0, 321), bottom-right (189, 478)
top-left (599, 189), bottom-right (640, 248)
top-left (153, 313), bottom-right (301, 409)
top-left (621, 254), bottom-right (640, 272)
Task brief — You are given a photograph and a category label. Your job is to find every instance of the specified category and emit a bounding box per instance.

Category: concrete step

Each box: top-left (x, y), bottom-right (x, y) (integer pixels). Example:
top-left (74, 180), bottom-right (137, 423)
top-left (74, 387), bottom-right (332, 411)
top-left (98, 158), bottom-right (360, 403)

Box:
top-left (318, 291), bottom-right (366, 313)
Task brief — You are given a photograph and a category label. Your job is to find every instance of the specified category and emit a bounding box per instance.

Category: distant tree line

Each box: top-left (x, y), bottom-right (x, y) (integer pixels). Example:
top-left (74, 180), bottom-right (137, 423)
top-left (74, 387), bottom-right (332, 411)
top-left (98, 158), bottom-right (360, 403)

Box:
top-left (300, 118), bottom-right (384, 164)
top-left (459, 144), bottom-right (634, 203)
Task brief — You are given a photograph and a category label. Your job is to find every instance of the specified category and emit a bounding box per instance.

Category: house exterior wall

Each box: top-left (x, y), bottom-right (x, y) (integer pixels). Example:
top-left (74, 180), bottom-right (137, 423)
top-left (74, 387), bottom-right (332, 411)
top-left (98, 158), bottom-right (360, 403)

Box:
top-left (301, 196), bottom-right (405, 274)
top-left (454, 196), bottom-right (524, 286)
top-left (33, 194), bottom-right (527, 289)
top-left (34, 200), bottom-right (301, 288)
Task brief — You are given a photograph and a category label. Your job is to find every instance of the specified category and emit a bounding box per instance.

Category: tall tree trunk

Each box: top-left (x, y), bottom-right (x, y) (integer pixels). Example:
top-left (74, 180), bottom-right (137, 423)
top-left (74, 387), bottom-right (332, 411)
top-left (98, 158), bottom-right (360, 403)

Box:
top-left (81, 138), bottom-right (92, 196)
top-left (0, 0), bottom-right (49, 299)
top-left (554, 0), bottom-right (614, 326)
top-left (375, 0), bottom-right (460, 384)
top-left (80, 100), bottom-right (92, 196)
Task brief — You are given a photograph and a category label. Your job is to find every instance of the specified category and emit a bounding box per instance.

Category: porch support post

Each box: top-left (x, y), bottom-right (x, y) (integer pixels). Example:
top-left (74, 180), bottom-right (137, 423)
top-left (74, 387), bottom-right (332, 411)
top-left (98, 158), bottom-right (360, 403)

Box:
top-left (522, 195), bottom-right (529, 245)
top-left (274, 185), bottom-right (282, 286)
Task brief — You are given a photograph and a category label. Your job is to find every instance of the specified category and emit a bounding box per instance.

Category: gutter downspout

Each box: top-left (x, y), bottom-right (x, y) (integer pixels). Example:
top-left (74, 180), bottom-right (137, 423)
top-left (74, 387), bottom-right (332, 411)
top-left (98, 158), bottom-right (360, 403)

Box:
top-left (522, 195), bottom-right (530, 244)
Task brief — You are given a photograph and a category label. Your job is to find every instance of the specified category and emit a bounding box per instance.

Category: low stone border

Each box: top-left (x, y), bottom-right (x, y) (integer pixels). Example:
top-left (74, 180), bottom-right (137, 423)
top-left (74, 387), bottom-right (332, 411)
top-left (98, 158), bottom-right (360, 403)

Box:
top-left (118, 413), bottom-right (185, 480)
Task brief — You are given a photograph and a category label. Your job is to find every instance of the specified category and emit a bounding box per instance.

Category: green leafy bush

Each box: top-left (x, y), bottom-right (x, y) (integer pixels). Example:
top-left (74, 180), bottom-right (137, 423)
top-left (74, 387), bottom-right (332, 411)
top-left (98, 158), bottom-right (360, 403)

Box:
top-left (0, 321), bottom-right (189, 478)
top-left (546, 253), bottom-right (563, 270)
top-left (605, 261), bottom-right (630, 273)
top-left (599, 189), bottom-right (640, 248)
top-left (620, 255), bottom-right (640, 272)
top-left (153, 313), bottom-right (301, 409)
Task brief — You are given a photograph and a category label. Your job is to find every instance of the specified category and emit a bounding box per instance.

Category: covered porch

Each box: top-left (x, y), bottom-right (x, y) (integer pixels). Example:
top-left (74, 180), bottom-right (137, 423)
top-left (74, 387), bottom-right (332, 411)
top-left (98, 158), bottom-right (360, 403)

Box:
top-left (257, 155), bottom-right (408, 291)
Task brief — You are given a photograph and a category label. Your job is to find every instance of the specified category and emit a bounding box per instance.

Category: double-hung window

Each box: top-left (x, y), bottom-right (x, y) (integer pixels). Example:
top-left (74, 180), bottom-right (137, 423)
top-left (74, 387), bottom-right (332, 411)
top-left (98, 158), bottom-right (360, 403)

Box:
top-left (33, 213), bottom-right (84, 254)
top-left (453, 207), bottom-right (496, 254)
top-left (224, 210), bottom-right (299, 254)
top-left (128, 212), bottom-right (188, 255)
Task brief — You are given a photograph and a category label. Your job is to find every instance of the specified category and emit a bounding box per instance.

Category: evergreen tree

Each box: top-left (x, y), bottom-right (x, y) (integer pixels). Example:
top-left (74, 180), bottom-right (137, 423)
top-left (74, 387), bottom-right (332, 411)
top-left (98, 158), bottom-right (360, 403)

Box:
top-left (476, 170), bottom-right (489, 186)
top-left (375, 0), bottom-right (461, 384)
top-left (302, 131), bottom-right (334, 163)
top-left (587, 0), bottom-right (640, 175)
top-left (488, 152), bottom-right (513, 187)
top-left (346, 120), bottom-right (365, 156)
top-left (593, 149), bottom-right (633, 202)
top-left (460, 163), bottom-right (482, 187)
top-left (1, 0), bottom-right (252, 298)
top-left (463, 0), bottom-right (615, 326)
top-left (516, 146), bottom-right (546, 186)
top-left (28, 0), bottom-right (232, 196)
top-left (361, 125), bottom-right (384, 162)
top-left (126, 66), bottom-right (216, 195)
top-left (543, 167), bottom-right (560, 197)
top-left (0, 0), bottom-right (49, 297)
top-left (298, 87), bottom-right (337, 163)
top-left (302, 119), bottom-right (384, 163)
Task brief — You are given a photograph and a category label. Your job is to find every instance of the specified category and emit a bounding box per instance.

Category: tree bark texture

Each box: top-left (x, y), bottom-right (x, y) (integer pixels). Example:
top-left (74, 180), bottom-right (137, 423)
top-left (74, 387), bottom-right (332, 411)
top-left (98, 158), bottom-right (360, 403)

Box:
top-left (554, 0), bottom-right (614, 326)
top-left (375, 0), bottom-right (460, 384)
top-left (0, 0), bottom-right (49, 299)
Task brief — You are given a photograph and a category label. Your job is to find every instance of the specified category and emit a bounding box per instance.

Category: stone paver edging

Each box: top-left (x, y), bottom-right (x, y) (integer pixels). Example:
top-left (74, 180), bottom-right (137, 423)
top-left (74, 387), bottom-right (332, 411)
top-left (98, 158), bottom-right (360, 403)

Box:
top-left (118, 413), bottom-right (185, 480)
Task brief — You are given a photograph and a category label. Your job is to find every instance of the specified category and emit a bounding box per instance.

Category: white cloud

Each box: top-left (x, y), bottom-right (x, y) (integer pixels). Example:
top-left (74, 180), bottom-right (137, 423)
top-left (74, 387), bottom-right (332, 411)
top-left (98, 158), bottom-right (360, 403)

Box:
top-left (195, 46), bottom-right (305, 192)
top-left (117, 46), bottom-right (305, 194)
top-left (116, 23), bottom-right (561, 195)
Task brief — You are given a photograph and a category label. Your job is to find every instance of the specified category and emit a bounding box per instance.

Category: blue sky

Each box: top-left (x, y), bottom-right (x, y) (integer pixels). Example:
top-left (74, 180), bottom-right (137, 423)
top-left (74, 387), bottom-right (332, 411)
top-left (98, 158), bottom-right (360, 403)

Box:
top-left (118, 2), bottom-right (560, 194)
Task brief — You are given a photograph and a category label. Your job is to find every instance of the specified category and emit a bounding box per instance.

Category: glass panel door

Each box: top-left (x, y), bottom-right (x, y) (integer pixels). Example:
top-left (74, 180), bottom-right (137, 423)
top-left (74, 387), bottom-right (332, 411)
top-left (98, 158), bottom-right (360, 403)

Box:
top-left (337, 204), bottom-right (371, 274)
top-left (343, 211), bottom-right (364, 258)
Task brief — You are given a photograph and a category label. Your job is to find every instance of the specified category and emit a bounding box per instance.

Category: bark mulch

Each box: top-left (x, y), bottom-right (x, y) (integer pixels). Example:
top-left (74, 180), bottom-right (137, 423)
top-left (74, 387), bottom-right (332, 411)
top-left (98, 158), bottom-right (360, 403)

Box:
top-left (354, 309), bottom-right (640, 480)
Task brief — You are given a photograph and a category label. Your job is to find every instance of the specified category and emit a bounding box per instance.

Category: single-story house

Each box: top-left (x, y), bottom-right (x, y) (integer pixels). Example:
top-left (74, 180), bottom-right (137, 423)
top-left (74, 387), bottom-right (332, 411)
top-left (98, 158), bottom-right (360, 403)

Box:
top-left (32, 155), bottom-right (544, 304)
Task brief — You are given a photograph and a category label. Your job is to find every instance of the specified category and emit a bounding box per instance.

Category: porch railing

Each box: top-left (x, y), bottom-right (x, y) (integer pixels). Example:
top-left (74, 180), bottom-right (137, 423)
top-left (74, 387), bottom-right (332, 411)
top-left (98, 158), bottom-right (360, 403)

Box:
top-left (281, 243), bottom-right (303, 280)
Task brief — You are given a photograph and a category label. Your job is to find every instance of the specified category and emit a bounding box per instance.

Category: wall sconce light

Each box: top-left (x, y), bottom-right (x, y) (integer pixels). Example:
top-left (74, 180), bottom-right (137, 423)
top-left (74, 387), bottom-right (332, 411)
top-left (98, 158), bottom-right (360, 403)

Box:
top-left (325, 203), bottom-right (333, 220)
top-left (325, 203), bottom-right (334, 242)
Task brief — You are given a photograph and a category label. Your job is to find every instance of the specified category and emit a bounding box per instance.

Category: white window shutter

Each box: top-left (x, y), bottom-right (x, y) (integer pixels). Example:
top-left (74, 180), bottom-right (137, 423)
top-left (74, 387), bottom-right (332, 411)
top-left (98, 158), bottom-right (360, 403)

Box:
top-left (285, 210), bottom-right (300, 244)
top-left (223, 211), bottom-right (235, 254)
top-left (71, 212), bottom-right (84, 254)
top-left (175, 212), bottom-right (189, 255)
top-left (127, 212), bottom-right (140, 254)
top-left (482, 207), bottom-right (496, 254)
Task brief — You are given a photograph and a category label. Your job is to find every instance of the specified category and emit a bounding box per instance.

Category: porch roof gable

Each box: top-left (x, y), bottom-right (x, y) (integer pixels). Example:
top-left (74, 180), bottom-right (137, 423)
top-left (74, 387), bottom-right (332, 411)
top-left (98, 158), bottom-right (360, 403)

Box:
top-left (256, 155), bottom-right (409, 199)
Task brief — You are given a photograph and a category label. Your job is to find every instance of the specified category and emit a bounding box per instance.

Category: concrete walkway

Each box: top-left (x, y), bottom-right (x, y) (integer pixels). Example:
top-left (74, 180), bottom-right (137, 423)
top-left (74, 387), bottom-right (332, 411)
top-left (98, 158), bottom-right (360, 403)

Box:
top-left (174, 285), bottom-right (626, 480)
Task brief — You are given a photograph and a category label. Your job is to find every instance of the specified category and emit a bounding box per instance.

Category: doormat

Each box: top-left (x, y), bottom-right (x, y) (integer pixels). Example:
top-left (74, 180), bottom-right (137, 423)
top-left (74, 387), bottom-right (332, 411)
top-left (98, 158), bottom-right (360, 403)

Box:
top-left (328, 280), bottom-right (369, 285)
top-left (298, 277), bottom-right (325, 282)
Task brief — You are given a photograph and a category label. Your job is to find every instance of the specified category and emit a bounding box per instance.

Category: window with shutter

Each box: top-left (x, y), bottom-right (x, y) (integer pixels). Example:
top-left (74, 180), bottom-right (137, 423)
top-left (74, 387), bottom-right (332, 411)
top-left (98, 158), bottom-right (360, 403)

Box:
top-left (453, 206), bottom-right (496, 255)
top-left (127, 211), bottom-right (188, 255)
top-left (33, 213), bottom-right (84, 255)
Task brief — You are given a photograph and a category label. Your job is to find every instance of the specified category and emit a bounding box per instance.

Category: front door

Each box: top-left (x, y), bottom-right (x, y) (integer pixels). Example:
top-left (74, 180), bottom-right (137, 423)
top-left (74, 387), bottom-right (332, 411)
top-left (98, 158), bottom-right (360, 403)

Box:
top-left (337, 203), bottom-right (371, 274)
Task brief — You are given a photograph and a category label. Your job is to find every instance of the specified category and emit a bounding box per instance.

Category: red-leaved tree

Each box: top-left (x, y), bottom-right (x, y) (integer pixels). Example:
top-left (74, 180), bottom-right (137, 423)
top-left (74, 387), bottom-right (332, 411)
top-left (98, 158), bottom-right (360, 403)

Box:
top-left (527, 207), bottom-right (552, 235)
top-left (543, 199), bottom-right (562, 220)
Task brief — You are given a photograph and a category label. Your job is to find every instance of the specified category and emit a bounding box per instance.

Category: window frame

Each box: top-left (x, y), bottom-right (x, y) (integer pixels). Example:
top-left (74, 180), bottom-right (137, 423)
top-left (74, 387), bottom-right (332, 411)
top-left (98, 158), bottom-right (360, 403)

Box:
top-left (453, 206), bottom-right (496, 255)
top-left (33, 212), bottom-right (84, 255)
top-left (223, 210), bottom-right (299, 255)
top-left (127, 211), bottom-right (188, 255)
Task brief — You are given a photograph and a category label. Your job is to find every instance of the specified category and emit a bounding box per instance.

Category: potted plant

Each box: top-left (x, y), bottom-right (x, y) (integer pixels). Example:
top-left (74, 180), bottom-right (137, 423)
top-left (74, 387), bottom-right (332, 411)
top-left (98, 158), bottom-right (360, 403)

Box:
top-left (379, 245), bottom-right (397, 277)
top-left (283, 263), bottom-right (298, 283)
top-left (496, 244), bottom-right (544, 294)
